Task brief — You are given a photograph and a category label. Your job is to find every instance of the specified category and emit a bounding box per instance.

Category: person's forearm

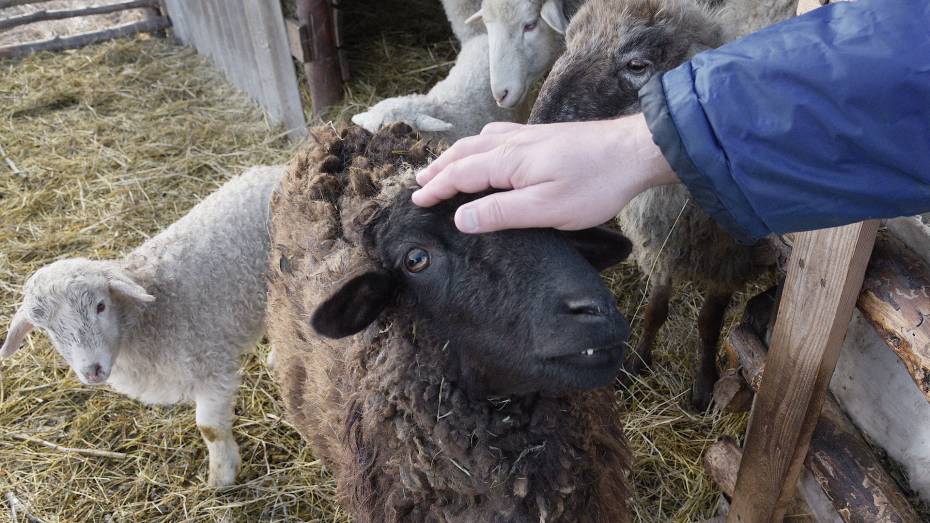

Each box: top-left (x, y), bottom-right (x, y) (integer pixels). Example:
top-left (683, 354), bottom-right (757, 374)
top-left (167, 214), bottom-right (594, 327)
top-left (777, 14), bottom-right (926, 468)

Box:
top-left (642, 0), bottom-right (930, 243)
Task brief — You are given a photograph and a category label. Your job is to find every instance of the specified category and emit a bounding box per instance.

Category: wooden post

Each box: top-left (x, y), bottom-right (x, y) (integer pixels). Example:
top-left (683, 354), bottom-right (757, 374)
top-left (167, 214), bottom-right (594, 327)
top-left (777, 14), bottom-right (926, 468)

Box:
top-left (727, 221), bottom-right (879, 522)
top-left (296, 0), bottom-right (343, 115)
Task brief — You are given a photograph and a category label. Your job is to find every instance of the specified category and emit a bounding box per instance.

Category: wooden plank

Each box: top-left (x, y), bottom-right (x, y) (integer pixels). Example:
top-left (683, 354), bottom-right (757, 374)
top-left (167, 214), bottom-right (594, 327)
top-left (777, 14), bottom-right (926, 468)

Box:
top-left (284, 17), bottom-right (307, 62)
top-left (242, 0), bottom-right (306, 137)
top-left (161, 0), bottom-right (306, 139)
top-left (727, 221), bottom-right (879, 522)
top-left (770, 232), bottom-right (930, 405)
top-left (704, 437), bottom-right (839, 522)
top-left (296, 0), bottom-right (342, 113)
top-left (0, 0), bottom-right (158, 31)
top-left (729, 321), bottom-right (919, 522)
top-left (0, 17), bottom-right (170, 59)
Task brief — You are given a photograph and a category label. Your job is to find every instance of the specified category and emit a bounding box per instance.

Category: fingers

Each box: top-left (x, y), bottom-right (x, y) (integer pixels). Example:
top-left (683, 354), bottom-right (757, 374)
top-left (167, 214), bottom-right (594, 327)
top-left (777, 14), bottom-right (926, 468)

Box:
top-left (415, 133), bottom-right (501, 186)
top-left (454, 185), bottom-right (559, 233)
top-left (480, 121), bottom-right (524, 135)
top-left (411, 149), bottom-right (514, 207)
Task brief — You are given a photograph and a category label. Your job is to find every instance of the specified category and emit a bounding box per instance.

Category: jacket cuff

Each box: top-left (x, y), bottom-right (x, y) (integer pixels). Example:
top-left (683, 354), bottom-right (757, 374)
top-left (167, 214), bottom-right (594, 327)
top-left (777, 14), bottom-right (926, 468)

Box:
top-left (639, 72), bottom-right (762, 244)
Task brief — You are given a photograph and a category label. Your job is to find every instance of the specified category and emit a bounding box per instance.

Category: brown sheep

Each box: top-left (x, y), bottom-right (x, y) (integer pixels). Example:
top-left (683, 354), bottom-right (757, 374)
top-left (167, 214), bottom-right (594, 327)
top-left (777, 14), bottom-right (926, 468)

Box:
top-left (529, 0), bottom-right (777, 411)
top-left (266, 124), bottom-right (634, 522)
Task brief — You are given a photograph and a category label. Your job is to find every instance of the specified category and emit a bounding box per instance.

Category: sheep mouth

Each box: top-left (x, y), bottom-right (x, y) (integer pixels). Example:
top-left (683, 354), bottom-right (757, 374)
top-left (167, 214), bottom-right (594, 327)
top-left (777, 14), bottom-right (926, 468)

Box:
top-left (546, 344), bottom-right (624, 369)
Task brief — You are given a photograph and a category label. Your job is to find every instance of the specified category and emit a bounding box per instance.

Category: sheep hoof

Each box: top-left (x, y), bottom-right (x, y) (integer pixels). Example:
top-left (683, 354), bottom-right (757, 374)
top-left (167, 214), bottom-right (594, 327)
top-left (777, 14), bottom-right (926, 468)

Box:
top-left (207, 452), bottom-right (241, 487)
top-left (689, 384), bottom-right (713, 413)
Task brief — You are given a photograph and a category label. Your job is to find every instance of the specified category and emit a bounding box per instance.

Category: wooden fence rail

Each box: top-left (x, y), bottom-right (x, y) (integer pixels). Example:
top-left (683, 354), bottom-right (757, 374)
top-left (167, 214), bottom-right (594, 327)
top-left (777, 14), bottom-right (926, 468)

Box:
top-left (0, 16), bottom-right (169, 59)
top-left (0, 0), bottom-right (158, 31)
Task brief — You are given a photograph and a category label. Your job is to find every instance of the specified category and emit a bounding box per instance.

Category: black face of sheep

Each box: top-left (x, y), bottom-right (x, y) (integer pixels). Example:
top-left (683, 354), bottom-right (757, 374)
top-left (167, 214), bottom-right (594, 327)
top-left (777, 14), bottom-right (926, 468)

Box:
top-left (311, 190), bottom-right (634, 396)
top-left (528, 0), bottom-right (723, 124)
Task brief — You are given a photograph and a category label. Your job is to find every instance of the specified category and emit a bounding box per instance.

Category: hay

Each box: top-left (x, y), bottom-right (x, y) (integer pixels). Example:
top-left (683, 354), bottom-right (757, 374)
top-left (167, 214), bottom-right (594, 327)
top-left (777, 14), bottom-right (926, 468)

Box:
top-left (0, 8), bottom-right (758, 522)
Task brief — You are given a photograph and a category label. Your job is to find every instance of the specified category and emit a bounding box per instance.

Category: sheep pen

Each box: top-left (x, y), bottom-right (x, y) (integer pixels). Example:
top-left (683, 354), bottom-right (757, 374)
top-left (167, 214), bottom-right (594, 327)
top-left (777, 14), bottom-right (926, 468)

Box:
top-left (0, 2), bottom-right (778, 522)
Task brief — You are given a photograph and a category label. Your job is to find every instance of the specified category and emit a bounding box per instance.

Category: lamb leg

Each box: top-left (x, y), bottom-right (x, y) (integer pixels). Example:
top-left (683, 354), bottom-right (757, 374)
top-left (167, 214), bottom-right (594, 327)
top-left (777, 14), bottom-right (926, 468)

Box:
top-left (625, 278), bottom-right (672, 377)
top-left (692, 291), bottom-right (732, 411)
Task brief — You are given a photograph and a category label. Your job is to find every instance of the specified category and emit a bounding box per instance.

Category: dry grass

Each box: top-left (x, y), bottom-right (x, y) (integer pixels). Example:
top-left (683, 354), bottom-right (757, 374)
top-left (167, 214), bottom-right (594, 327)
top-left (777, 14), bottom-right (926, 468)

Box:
top-left (0, 5), bottom-right (760, 521)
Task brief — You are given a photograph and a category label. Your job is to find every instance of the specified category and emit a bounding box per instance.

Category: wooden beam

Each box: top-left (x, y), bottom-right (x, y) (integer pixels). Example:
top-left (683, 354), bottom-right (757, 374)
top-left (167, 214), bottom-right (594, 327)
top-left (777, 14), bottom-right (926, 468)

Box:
top-left (296, 0), bottom-right (342, 114)
top-left (0, 17), bottom-right (170, 59)
top-left (704, 437), bottom-right (833, 522)
top-left (771, 232), bottom-right (930, 405)
top-left (727, 221), bottom-right (879, 522)
top-left (283, 17), bottom-right (308, 62)
top-left (0, 0), bottom-right (158, 31)
top-left (729, 322), bottom-right (919, 522)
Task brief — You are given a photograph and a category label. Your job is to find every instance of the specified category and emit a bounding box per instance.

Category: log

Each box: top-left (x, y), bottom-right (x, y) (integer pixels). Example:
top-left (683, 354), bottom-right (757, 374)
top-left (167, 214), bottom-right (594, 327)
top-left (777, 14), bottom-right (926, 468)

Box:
top-left (830, 310), bottom-right (930, 503)
top-left (0, 17), bottom-right (170, 59)
top-left (729, 320), bottom-right (919, 522)
top-left (296, 0), bottom-right (343, 114)
top-left (0, 0), bottom-right (159, 31)
top-left (858, 233), bottom-right (930, 401)
top-left (704, 437), bottom-right (836, 522)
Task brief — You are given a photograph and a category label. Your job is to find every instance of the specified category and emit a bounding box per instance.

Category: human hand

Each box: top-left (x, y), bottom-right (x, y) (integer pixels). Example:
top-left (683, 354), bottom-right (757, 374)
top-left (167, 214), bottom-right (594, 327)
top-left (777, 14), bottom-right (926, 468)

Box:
top-left (412, 114), bottom-right (677, 233)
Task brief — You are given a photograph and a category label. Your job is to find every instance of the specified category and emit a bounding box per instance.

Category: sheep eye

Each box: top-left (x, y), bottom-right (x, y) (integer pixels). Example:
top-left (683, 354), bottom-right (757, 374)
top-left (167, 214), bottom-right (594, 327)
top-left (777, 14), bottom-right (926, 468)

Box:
top-left (627, 59), bottom-right (650, 73)
top-left (96, 302), bottom-right (106, 314)
top-left (404, 248), bottom-right (430, 273)
top-left (523, 20), bottom-right (538, 32)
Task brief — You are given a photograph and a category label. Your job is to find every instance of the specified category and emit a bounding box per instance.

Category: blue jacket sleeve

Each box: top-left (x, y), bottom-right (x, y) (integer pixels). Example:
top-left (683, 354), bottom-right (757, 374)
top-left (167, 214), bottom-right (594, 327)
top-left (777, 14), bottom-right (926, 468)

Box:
top-left (639, 0), bottom-right (930, 244)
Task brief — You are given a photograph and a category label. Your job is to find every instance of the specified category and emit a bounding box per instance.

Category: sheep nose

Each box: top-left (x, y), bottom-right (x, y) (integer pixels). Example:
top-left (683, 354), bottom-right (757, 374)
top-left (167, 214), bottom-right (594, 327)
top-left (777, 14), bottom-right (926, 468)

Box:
top-left (495, 89), bottom-right (509, 105)
top-left (84, 363), bottom-right (108, 384)
top-left (564, 297), bottom-right (609, 318)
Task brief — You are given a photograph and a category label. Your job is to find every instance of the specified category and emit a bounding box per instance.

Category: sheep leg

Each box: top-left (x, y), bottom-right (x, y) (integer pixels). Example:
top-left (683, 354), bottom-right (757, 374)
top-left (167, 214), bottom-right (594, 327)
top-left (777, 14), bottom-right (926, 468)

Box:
top-left (195, 393), bottom-right (241, 487)
top-left (624, 279), bottom-right (673, 377)
top-left (692, 291), bottom-right (732, 411)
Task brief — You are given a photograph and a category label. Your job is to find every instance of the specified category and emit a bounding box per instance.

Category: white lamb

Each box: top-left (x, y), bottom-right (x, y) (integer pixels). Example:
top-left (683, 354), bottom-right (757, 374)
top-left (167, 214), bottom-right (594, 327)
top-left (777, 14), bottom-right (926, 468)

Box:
top-left (352, 0), bottom-right (529, 141)
top-left (466, 0), bottom-right (583, 108)
top-left (351, 32), bottom-right (527, 141)
top-left (0, 165), bottom-right (285, 487)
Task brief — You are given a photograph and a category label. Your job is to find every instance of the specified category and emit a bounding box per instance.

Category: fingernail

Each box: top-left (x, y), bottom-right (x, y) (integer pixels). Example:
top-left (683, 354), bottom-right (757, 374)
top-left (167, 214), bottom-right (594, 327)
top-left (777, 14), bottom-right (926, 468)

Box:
top-left (415, 168), bottom-right (430, 184)
top-left (459, 207), bottom-right (479, 233)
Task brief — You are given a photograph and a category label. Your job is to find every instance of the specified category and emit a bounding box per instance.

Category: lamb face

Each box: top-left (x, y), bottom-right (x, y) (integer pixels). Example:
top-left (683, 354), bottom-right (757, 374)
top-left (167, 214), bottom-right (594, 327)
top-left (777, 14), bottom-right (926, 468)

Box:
top-left (469, 0), bottom-right (569, 108)
top-left (1, 258), bottom-right (153, 385)
top-left (311, 189), bottom-right (634, 396)
top-left (529, 0), bottom-right (723, 123)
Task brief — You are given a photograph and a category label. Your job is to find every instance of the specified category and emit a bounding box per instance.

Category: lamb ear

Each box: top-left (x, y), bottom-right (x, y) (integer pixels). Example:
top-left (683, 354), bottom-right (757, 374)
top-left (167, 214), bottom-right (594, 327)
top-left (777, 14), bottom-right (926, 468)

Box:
top-left (108, 270), bottom-right (155, 304)
top-left (1, 307), bottom-right (33, 358)
top-left (311, 270), bottom-right (397, 339)
top-left (465, 9), bottom-right (483, 25)
top-left (414, 114), bottom-right (454, 132)
top-left (540, 0), bottom-right (568, 34)
top-left (561, 227), bottom-right (633, 271)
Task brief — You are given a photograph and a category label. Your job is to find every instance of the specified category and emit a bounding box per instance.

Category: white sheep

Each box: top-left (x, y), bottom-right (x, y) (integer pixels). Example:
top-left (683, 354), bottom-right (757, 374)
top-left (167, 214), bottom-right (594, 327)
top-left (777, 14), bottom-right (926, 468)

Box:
top-left (0, 165), bottom-right (285, 487)
top-left (465, 0), bottom-right (581, 108)
top-left (351, 32), bottom-right (527, 141)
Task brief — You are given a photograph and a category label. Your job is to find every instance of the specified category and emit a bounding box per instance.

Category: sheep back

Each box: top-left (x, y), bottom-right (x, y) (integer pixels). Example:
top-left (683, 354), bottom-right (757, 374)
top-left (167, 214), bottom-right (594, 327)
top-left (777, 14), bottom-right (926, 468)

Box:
top-left (267, 124), bottom-right (631, 522)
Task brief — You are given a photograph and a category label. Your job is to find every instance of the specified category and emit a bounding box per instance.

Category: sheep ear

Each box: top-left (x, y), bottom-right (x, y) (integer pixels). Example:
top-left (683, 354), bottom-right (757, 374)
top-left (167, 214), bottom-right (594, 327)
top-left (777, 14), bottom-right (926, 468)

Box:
top-left (562, 227), bottom-right (633, 272)
top-left (108, 270), bottom-right (155, 304)
top-left (414, 115), bottom-right (454, 132)
top-left (465, 9), bottom-right (483, 25)
top-left (540, 0), bottom-right (568, 34)
top-left (311, 270), bottom-right (397, 339)
top-left (1, 307), bottom-right (33, 358)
